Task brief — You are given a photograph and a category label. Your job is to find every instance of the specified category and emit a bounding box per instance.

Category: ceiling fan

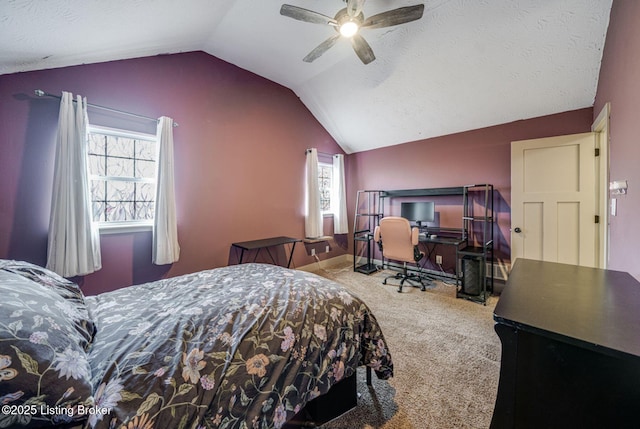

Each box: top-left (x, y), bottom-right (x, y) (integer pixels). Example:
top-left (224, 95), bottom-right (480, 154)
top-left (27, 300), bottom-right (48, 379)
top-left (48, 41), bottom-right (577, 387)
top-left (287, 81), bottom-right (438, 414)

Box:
top-left (280, 0), bottom-right (425, 65)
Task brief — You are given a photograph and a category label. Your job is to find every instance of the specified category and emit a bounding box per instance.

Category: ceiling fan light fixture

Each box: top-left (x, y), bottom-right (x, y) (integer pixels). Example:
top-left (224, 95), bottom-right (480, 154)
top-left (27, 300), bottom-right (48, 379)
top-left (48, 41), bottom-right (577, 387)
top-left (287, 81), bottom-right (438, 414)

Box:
top-left (280, 2), bottom-right (425, 64)
top-left (339, 20), bottom-right (359, 37)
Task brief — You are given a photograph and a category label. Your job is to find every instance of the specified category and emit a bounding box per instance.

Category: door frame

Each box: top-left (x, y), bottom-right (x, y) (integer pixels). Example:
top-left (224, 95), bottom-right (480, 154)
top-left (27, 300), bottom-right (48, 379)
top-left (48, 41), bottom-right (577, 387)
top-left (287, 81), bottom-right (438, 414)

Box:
top-left (592, 102), bottom-right (611, 269)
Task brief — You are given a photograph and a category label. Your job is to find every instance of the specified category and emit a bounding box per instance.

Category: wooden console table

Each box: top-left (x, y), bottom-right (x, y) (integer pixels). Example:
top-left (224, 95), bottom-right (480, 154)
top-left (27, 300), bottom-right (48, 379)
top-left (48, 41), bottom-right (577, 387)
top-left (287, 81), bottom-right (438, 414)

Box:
top-left (491, 258), bottom-right (640, 428)
top-left (232, 236), bottom-right (301, 268)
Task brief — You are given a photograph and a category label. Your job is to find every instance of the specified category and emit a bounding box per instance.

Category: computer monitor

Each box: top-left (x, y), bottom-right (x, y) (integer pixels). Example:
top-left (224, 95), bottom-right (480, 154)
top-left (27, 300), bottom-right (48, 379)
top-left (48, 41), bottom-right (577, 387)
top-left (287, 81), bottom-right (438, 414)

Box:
top-left (401, 201), bottom-right (435, 228)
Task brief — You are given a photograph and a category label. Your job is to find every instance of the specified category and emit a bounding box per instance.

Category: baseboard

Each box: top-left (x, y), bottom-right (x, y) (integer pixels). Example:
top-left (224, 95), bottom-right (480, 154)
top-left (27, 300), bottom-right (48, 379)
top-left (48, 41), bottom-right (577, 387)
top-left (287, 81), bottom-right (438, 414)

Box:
top-left (354, 256), bottom-right (511, 281)
top-left (297, 254), bottom-right (351, 272)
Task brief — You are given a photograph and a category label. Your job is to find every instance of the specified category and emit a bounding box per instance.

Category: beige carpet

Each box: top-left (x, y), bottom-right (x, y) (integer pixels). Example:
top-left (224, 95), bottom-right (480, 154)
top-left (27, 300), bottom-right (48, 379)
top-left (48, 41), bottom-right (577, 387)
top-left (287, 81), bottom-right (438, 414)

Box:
top-left (312, 264), bottom-right (501, 429)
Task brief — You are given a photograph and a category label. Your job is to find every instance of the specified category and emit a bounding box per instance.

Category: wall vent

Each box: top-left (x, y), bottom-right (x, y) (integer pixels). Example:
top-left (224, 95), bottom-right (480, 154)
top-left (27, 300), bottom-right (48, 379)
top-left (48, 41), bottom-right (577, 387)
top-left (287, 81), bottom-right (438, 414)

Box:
top-left (487, 261), bottom-right (511, 281)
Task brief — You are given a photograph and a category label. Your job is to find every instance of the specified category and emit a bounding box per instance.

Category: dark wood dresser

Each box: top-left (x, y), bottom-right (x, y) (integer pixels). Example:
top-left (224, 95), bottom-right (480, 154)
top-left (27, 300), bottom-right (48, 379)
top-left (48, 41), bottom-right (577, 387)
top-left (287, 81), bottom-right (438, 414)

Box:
top-left (491, 259), bottom-right (640, 429)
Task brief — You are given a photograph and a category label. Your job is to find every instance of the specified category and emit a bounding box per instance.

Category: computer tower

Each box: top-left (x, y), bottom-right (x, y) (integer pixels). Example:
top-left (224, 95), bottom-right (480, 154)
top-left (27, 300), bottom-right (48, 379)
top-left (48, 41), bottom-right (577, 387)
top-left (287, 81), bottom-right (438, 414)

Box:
top-left (461, 255), bottom-right (481, 295)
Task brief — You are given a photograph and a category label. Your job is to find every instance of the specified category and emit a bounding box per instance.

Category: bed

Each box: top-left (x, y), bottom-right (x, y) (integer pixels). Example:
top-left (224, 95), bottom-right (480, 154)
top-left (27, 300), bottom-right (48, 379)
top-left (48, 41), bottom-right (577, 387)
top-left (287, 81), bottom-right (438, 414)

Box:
top-left (0, 260), bottom-right (393, 429)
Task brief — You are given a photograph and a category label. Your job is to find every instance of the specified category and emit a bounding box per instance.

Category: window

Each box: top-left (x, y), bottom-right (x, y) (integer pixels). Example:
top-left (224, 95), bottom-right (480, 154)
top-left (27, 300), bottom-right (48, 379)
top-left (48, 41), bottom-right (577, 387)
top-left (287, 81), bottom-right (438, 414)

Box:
top-left (87, 126), bottom-right (157, 231)
top-left (318, 162), bottom-right (333, 213)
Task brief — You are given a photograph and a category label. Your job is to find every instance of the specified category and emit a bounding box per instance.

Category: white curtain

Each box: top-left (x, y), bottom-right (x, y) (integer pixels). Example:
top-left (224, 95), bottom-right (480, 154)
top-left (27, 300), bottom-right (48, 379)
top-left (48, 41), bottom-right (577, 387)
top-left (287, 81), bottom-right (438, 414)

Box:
top-left (46, 92), bottom-right (101, 277)
top-left (153, 116), bottom-right (180, 265)
top-left (332, 154), bottom-right (349, 234)
top-left (305, 148), bottom-right (323, 238)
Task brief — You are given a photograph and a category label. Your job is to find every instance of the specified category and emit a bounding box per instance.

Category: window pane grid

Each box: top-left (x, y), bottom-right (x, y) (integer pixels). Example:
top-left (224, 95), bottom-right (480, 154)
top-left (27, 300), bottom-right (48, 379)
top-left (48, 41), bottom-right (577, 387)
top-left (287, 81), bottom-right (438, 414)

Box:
top-left (318, 163), bottom-right (332, 212)
top-left (88, 128), bottom-right (157, 224)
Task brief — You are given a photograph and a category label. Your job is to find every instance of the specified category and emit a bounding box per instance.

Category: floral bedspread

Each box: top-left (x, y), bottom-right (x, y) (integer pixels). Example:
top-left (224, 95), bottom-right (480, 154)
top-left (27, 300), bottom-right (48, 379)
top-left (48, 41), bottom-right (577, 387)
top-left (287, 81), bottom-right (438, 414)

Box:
top-left (84, 263), bottom-right (393, 429)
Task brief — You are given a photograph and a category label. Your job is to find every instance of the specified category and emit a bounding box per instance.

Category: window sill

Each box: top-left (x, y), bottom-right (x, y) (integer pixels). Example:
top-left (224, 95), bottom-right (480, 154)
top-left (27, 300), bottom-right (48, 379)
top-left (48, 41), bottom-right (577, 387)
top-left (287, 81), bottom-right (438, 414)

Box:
top-left (98, 222), bottom-right (153, 235)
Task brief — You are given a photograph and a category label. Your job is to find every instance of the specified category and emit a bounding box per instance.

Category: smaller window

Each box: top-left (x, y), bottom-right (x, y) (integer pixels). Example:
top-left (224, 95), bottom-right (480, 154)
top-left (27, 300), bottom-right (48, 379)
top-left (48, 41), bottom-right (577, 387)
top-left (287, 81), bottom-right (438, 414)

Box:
top-left (87, 126), bottom-right (157, 231)
top-left (318, 162), bottom-right (333, 214)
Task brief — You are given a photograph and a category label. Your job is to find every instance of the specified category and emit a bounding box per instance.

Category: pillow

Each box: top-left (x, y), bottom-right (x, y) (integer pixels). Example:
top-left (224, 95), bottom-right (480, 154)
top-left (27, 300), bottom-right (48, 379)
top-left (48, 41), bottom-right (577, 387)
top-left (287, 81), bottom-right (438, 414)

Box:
top-left (0, 269), bottom-right (94, 428)
top-left (0, 260), bottom-right (95, 349)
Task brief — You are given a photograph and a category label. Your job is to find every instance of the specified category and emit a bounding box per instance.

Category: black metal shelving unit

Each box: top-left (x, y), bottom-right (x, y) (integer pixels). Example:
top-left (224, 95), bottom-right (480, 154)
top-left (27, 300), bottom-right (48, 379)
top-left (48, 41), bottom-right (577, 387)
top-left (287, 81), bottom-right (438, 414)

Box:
top-left (457, 184), bottom-right (494, 304)
top-left (352, 190), bottom-right (383, 274)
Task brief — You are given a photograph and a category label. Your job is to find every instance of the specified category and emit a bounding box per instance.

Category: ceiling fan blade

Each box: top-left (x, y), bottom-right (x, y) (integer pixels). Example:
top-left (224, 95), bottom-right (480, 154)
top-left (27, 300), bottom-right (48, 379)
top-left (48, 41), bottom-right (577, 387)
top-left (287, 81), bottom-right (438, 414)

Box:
top-left (351, 34), bottom-right (376, 64)
top-left (280, 4), bottom-right (337, 26)
top-left (362, 4), bottom-right (425, 29)
top-left (347, 0), bottom-right (365, 17)
top-left (303, 34), bottom-right (341, 62)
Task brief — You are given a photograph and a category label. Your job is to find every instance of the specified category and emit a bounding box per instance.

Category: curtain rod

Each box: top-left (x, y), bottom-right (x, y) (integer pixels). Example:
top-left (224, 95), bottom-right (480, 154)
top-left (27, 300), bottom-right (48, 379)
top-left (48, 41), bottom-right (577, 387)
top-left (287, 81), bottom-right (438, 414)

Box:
top-left (305, 148), bottom-right (341, 157)
top-left (34, 90), bottom-right (178, 127)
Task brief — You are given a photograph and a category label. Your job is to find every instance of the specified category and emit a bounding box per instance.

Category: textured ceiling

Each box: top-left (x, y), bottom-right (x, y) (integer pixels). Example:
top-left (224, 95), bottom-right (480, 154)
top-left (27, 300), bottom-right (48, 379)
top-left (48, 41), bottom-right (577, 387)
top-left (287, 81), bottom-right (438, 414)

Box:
top-left (0, 0), bottom-right (612, 153)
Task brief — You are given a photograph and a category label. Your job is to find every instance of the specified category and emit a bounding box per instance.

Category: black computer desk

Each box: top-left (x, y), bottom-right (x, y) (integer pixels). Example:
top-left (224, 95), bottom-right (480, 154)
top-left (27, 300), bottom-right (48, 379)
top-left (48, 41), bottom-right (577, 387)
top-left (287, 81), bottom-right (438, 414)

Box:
top-left (417, 231), bottom-right (466, 282)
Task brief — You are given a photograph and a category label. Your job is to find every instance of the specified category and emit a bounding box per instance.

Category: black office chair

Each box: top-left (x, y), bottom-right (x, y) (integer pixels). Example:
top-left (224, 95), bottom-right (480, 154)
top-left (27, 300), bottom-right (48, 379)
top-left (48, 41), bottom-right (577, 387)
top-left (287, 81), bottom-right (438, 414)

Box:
top-left (374, 216), bottom-right (432, 292)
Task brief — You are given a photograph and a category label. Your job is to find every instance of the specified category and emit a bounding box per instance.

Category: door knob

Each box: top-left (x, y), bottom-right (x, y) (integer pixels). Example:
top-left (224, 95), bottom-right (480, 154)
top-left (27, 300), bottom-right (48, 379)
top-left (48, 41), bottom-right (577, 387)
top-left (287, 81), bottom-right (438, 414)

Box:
top-left (514, 227), bottom-right (522, 233)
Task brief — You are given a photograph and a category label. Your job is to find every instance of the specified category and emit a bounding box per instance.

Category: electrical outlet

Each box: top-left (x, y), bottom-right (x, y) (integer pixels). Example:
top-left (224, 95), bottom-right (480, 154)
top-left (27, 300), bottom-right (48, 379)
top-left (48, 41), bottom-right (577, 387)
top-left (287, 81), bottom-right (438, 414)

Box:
top-left (436, 255), bottom-right (443, 264)
top-left (311, 248), bottom-right (316, 256)
top-left (325, 245), bottom-right (330, 253)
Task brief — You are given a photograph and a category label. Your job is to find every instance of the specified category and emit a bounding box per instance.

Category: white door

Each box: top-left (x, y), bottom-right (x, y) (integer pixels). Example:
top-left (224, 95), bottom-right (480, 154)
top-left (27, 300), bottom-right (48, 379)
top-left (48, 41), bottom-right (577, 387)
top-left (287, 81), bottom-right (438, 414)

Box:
top-left (511, 133), bottom-right (599, 267)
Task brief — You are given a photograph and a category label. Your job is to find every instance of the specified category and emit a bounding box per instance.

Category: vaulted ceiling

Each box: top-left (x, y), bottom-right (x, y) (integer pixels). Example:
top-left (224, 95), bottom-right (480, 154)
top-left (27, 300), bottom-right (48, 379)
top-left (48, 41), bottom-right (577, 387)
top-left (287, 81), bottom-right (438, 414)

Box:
top-left (0, 0), bottom-right (612, 153)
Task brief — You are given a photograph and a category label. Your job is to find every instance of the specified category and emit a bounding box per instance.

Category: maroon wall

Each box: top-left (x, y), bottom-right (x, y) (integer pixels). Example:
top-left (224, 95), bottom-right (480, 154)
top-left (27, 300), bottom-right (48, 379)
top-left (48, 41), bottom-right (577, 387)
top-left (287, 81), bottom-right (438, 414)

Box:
top-left (594, 0), bottom-right (640, 280)
top-left (0, 52), bottom-right (345, 295)
top-left (346, 108), bottom-right (594, 270)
